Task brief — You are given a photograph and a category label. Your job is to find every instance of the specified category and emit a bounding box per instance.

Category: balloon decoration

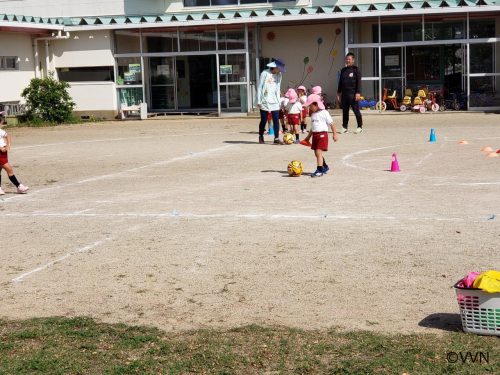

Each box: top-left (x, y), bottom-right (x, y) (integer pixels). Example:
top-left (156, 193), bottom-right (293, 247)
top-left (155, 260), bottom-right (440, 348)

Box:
top-left (298, 56), bottom-right (313, 86)
top-left (294, 27), bottom-right (342, 86)
top-left (315, 37), bottom-right (323, 61)
top-left (329, 28), bottom-right (342, 75)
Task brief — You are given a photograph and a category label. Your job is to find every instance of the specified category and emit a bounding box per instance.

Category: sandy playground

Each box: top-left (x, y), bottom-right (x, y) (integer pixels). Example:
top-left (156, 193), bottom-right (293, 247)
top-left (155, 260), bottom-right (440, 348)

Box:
top-left (0, 112), bottom-right (499, 334)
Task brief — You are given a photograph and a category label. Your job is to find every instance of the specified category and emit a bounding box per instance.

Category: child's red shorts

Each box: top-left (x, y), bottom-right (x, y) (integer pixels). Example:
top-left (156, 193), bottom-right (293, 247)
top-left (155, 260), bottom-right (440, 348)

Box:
top-left (311, 132), bottom-right (328, 151)
top-left (301, 107), bottom-right (308, 120)
top-left (267, 112), bottom-right (272, 121)
top-left (0, 151), bottom-right (8, 165)
top-left (287, 114), bottom-right (300, 125)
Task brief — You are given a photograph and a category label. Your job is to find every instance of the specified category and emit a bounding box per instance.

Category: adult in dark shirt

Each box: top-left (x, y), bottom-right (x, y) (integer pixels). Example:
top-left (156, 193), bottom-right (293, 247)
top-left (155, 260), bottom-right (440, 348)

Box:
top-left (336, 52), bottom-right (363, 134)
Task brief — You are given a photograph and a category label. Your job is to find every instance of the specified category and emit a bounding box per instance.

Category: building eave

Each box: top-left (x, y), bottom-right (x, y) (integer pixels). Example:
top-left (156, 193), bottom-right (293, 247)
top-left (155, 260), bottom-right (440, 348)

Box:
top-left (1, 2), bottom-right (499, 33)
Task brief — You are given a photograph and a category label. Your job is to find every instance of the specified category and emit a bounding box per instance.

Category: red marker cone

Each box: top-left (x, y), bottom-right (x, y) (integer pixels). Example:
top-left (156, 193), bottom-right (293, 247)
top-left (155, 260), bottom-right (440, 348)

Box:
top-left (390, 153), bottom-right (400, 172)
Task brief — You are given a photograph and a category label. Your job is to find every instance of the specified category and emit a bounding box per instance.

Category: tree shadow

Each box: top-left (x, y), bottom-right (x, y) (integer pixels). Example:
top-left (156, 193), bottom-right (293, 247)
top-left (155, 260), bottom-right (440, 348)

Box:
top-left (418, 313), bottom-right (463, 332)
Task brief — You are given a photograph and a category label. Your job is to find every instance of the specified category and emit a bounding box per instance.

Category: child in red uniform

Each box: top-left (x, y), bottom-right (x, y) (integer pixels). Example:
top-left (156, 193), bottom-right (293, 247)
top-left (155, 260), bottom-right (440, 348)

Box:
top-left (297, 85), bottom-right (308, 133)
top-left (302, 94), bottom-right (338, 177)
top-left (0, 127), bottom-right (29, 195)
top-left (285, 89), bottom-right (303, 143)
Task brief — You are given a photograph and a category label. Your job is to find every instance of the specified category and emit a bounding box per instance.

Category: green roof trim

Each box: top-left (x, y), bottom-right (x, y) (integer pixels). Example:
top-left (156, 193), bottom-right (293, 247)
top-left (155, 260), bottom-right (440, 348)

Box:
top-left (0, 1), bottom-right (499, 30)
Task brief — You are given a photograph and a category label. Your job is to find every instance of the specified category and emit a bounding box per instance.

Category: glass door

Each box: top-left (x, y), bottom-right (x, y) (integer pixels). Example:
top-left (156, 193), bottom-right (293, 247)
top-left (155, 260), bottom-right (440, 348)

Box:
top-left (218, 53), bottom-right (248, 113)
top-left (148, 57), bottom-right (176, 110)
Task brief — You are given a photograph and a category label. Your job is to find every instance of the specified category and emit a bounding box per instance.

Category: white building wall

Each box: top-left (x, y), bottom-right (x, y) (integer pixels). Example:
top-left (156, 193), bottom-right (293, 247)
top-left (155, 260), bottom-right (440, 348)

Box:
top-left (67, 82), bottom-right (117, 112)
top-left (261, 23), bottom-right (344, 100)
top-left (51, 30), bottom-right (114, 68)
top-left (50, 30), bottom-right (116, 113)
top-left (0, 32), bottom-right (35, 103)
top-left (0, 0), bottom-right (169, 17)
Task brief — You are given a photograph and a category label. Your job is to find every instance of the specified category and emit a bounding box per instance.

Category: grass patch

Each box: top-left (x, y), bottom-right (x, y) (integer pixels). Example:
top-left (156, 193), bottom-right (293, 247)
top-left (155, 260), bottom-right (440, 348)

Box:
top-left (0, 317), bottom-right (498, 374)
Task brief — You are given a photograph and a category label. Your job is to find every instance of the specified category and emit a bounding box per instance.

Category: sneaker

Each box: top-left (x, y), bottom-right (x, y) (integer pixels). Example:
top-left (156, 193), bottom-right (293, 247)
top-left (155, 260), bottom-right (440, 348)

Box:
top-left (338, 128), bottom-right (348, 134)
top-left (354, 127), bottom-right (363, 134)
top-left (17, 184), bottom-right (29, 194)
top-left (323, 165), bottom-right (330, 174)
top-left (294, 139), bottom-right (300, 144)
top-left (273, 139), bottom-right (284, 145)
top-left (259, 136), bottom-right (265, 144)
top-left (0, 187), bottom-right (5, 195)
top-left (311, 170), bottom-right (323, 178)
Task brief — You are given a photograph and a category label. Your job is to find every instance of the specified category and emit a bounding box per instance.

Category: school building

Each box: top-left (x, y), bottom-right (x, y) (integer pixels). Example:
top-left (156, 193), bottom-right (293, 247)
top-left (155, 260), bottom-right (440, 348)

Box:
top-left (0, 0), bottom-right (499, 118)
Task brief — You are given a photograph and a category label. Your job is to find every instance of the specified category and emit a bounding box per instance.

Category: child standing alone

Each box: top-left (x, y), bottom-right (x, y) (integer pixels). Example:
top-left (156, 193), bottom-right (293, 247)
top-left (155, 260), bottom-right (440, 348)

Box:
top-left (302, 93), bottom-right (338, 177)
top-left (0, 126), bottom-right (29, 195)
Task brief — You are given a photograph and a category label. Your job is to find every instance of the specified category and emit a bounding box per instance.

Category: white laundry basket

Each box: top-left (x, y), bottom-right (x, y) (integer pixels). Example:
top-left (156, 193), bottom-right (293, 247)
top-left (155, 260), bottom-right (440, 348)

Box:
top-left (454, 282), bottom-right (500, 336)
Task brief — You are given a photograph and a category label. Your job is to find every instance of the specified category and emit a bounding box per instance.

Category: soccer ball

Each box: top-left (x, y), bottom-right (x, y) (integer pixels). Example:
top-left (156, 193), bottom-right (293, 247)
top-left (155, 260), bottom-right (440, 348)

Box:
top-left (283, 133), bottom-right (294, 145)
top-left (287, 160), bottom-right (304, 177)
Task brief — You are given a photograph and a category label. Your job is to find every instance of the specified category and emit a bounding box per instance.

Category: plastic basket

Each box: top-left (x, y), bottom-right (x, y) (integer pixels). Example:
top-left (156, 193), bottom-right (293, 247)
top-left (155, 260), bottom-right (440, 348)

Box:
top-left (454, 282), bottom-right (500, 336)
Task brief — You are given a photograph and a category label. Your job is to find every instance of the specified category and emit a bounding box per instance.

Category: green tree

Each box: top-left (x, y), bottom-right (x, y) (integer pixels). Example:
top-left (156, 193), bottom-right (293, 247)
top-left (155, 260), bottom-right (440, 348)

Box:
top-left (21, 73), bottom-right (75, 123)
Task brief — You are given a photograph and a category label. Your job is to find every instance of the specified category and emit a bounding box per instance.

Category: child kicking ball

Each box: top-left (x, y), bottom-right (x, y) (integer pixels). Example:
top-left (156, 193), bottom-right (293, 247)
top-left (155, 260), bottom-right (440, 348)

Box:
top-left (0, 126), bottom-right (29, 195)
top-left (302, 94), bottom-right (338, 177)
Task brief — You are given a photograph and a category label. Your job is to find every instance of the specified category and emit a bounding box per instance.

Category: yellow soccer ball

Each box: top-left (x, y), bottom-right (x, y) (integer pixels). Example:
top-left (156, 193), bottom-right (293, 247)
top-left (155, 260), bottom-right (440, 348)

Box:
top-left (287, 160), bottom-right (304, 177)
top-left (283, 133), bottom-right (294, 145)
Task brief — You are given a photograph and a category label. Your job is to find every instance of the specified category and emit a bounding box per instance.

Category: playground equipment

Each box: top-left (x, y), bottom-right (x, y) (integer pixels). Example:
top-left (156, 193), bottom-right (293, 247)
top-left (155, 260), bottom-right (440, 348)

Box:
top-left (410, 89), bottom-right (427, 113)
top-left (400, 88), bottom-right (413, 112)
top-left (376, 88), bottom-right (402, 111)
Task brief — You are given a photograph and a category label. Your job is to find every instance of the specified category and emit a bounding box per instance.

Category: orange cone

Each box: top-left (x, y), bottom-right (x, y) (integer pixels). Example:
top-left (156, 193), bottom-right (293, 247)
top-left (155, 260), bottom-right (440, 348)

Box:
top-left (481, 146), bottom-right (493, 153)
top-left (458, 140), bottom-right (468, 145)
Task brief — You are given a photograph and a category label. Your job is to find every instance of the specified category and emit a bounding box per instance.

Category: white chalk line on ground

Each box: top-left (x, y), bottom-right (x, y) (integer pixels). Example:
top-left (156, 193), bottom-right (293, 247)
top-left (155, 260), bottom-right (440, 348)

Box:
top-left (10, 223), bottom-right (146, 283)
top-left (342, 136), bottom-right (499, 187)
top-left (398, 137), bottom-right (448, 186)
top-left (14, 131), bottom-right (241, 150)
top-left (1, 211), bottom-right (470, 222)
top-left (0, 144), bottom-right (235, 202)
top-left (434, 181), bottom-right (500, 186)
top-left (11, 238), bottom-right (111, 283)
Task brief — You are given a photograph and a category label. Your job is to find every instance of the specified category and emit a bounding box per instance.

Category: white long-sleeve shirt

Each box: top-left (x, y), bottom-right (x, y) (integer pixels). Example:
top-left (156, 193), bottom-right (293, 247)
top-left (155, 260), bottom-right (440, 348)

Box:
top-left (256, 69), bottom-right (282, 111)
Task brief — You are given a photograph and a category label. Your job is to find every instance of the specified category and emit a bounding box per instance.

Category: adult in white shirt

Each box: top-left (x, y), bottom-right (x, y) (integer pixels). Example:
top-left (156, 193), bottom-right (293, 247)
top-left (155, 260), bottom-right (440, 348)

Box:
top-left (256, 59), bottom-right (285, 144)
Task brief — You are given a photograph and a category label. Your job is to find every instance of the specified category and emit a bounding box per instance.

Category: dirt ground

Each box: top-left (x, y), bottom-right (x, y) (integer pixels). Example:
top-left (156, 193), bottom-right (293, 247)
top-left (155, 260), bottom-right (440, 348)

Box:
top-left (0, 112), bottom-right (499, 334)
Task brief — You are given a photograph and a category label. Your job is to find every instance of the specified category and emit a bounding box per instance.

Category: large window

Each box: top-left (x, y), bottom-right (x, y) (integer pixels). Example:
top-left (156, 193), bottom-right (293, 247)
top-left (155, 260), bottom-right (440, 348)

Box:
top-left (406, 47), bottom-right (441, 82)
top-left (179, 27), bottom-right (216, 51)
top-left (116, 57), bottom-right (142, 85)
top-left (114, 30), bottom-right (140, 54)
top-left (0, 56), bottom-right (19, 70)
top-left (469, 18), bottom-right (496, 39)
top-left (142, 30), bottom-right (178, 53)
top-left (424, 18), bottom-right (465, 41)
top-left (57, 67), bottom-right (114, 82)
top-left (218, 27), bottom-right (245, 50)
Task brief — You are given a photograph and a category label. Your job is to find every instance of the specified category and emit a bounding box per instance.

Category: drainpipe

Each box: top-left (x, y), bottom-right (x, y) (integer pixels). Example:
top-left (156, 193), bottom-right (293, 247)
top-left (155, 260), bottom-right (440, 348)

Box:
top-left (33, 31), bottom-right (70, 78)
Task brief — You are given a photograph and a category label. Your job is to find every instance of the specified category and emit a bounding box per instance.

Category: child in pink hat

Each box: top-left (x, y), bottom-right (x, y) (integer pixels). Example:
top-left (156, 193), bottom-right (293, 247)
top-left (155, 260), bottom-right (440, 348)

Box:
top-left (296, 86), bottom-right (308, 133)
top-left (311, 86), bottom-right (322, 95)
top-left (301, 93), bottom-right (338, 178)
top-left (285, 89), bottom-right (303, 143)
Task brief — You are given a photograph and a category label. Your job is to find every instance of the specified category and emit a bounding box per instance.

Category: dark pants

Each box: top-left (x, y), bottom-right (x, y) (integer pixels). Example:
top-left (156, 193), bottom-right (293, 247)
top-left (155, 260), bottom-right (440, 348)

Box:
top-left (341, 94), bottom-right (363, 129)
top-left (259, 109), bottom-right (280, 138)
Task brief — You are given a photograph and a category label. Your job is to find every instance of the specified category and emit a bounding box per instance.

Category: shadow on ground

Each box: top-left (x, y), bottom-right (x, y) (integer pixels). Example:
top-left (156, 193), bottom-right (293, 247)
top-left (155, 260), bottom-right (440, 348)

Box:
top-left (418, 313), bottom-right (463, 332)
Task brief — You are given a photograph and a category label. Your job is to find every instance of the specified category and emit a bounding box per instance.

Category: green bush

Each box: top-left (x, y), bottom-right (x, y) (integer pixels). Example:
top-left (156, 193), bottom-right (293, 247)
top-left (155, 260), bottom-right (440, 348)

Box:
top-left (21, 73), bottom-right (75, 124)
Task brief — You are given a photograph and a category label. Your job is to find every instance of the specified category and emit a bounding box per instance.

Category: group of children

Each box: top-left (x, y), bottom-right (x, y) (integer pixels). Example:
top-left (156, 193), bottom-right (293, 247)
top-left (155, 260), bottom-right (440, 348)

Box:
top-left (266, 85), bottom-right (338, 178)
top-left (0, 123), bottom-right (29, 195)
top-left (266, 85), bottom-right (320, 139)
